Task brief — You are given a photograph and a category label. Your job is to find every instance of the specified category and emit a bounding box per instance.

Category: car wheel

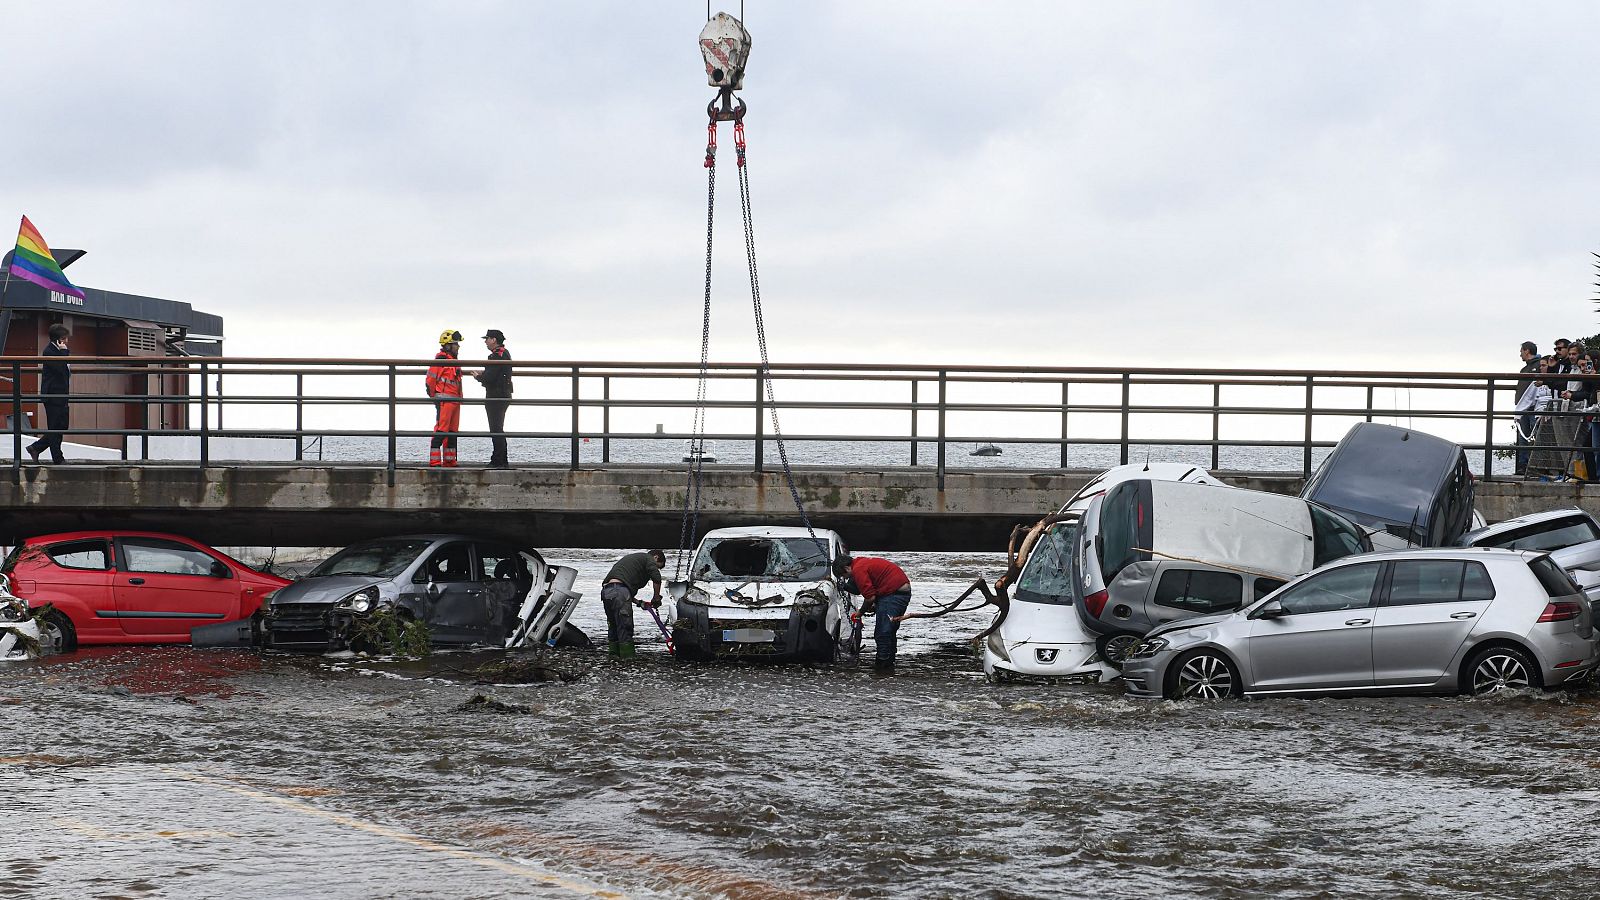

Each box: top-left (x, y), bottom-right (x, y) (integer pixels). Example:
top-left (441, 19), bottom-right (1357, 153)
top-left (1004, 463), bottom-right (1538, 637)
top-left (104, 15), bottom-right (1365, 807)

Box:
top-left (1097, 633), bottom-right (1140, 670)
top-left (1463, 645), bottom-right (1540, 695)
top-left (1166, 650), bottom-right (1242, 701)
top-left (554, 623), bottom-right (591, 649)
top-left (38, 610), bottom-right (76, 653)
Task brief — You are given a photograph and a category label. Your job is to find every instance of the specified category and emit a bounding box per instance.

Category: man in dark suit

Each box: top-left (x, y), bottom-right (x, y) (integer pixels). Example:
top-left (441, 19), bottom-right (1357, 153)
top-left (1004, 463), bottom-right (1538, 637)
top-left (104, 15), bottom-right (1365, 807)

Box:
top-left (26, 324), bottom-right (70, 464)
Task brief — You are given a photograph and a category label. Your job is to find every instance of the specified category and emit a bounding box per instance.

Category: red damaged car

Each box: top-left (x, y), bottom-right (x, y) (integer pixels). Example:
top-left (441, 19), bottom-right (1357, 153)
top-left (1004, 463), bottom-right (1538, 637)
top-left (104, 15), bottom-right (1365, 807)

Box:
top-left (0, 531), bottom-right (289, 651)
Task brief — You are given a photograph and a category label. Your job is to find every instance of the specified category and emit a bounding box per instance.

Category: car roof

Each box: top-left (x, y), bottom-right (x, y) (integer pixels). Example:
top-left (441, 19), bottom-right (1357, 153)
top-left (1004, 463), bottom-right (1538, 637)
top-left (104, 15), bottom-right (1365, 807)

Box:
top-left (23, 530), bottom-right (213, 546)
top-left (701, 526), bottom-right (840, 540)
top-left (1460, 507), bottom-right (1594, 541)
top-left (1322, 546), bottom-right (1542, 565)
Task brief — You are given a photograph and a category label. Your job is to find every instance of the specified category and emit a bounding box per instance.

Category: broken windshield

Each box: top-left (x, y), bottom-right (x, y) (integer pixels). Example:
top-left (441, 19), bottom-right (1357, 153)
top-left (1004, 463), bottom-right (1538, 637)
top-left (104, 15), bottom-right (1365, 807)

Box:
top-left (691, 537), bottom-right (831, 582)
top-left (309, 539), bottom-right (434, 579)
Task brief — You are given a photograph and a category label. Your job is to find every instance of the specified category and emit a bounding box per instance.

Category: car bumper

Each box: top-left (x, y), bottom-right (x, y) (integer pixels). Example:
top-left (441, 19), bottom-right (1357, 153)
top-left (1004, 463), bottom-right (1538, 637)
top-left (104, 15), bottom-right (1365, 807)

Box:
top-left (1533, 632), bottom-right (1600, 686)
top-left (261, 603), bottom-right (353, 651)
top-left (673, 603), bottom-right (833, 662)
top-left (1119, 653), bottom-right (1174, 698)
top-left (982, 641), bottom-right (1115, 684)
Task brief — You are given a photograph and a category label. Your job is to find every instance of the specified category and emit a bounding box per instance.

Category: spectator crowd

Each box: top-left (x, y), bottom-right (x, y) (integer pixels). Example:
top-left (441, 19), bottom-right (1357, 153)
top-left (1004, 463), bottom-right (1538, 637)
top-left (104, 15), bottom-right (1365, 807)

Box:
top-left (1515, 337), bottom-right (1600, 479)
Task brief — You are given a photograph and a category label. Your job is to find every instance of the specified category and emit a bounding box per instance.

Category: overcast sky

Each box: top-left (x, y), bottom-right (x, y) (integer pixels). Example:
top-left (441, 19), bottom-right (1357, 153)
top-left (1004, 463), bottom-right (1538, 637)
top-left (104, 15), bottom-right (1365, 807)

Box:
top-left (7, 1), bottom-right (1598, 371)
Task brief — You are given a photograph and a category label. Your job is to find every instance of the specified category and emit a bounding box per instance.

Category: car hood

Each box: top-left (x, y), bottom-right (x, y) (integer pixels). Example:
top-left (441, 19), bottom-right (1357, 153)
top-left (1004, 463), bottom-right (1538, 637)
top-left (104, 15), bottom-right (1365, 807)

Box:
top-left (270, 575), bottom-right (388, 606)
top-left (677, 579), bottom-right (834, 608)
top-left (1147, 611), bottom-right (1237, 639)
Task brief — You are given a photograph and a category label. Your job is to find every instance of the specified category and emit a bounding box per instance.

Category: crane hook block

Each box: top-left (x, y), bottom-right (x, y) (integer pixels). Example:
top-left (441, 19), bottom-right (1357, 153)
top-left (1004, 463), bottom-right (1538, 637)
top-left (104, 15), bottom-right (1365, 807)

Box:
top-left (700, 12), bottom-right (752, 91)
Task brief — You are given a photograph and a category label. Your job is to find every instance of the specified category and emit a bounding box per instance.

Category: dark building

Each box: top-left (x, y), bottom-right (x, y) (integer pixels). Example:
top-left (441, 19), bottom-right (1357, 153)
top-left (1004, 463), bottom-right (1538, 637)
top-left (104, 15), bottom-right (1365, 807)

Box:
top-left (1, 248), bottom-right (224, 451)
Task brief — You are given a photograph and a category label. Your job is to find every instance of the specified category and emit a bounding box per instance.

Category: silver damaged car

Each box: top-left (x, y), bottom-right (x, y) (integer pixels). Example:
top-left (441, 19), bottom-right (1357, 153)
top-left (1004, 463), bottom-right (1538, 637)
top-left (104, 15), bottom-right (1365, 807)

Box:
top-left (1122, 548), bottom-right (1597, 700)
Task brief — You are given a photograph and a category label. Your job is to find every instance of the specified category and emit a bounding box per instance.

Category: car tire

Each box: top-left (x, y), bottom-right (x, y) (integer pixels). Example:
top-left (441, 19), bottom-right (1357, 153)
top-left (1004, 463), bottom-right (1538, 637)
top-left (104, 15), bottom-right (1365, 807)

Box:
top-left (554, 623), bottom-right (591, 649)
top-left (1462, 644), bottom-right (1541, 696)
top-left (38, 609), bottom-right (76, 653)
top-left (1096, 633), bottom-right (1140, 670)
top-left (1165, 649), bottom-right (1243, 701)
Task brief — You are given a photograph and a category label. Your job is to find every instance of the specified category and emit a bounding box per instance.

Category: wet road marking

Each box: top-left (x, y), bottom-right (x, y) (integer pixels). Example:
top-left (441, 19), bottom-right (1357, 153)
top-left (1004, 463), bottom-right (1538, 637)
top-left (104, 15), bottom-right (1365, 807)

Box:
top-left (161, 768), bottom-right (629, 899)
top-left (53, 816), bottom-right (238, 841)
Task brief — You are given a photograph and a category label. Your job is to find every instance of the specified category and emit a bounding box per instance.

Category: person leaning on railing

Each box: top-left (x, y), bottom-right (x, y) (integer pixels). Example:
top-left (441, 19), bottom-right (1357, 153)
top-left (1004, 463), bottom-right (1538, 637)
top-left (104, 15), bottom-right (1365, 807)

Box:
top-left (1514, 341), bottom-right (1542, 475)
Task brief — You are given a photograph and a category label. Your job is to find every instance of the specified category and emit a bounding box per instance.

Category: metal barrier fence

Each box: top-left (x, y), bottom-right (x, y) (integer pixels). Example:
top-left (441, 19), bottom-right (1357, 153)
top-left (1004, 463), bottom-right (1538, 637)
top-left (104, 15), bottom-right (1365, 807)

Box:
top-left (5, 356), bottom-right (1596, 487)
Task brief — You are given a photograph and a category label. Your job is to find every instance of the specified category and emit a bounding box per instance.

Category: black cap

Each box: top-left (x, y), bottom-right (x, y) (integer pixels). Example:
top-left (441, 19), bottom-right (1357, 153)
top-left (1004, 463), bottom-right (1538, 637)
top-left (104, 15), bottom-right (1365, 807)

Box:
top-left (483, 329), bottom-right (506, 341)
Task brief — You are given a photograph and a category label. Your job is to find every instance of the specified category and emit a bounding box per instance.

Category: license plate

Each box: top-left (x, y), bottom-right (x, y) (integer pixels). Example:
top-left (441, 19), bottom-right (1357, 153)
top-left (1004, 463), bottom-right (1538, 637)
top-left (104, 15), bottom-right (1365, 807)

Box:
top-left (721, 628), bottom-right (777, 643)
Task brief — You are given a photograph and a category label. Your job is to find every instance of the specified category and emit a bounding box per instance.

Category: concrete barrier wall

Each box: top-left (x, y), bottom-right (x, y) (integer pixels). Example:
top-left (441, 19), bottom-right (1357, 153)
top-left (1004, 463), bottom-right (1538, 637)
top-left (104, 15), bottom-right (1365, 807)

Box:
top-left (0, 462), bottom-right (1586, 550)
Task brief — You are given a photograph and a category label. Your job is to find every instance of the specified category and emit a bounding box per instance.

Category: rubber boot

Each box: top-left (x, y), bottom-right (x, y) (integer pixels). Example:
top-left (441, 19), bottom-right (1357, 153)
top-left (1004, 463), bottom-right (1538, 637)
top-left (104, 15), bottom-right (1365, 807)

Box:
top-left (614, 642), bottom-right (636, 659)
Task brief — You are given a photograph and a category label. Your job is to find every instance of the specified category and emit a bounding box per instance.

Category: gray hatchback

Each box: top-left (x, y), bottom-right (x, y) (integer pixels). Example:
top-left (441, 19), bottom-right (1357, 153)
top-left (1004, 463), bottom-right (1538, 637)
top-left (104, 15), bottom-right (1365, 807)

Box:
top-left (1123, 548), bottom-right (1598, 700)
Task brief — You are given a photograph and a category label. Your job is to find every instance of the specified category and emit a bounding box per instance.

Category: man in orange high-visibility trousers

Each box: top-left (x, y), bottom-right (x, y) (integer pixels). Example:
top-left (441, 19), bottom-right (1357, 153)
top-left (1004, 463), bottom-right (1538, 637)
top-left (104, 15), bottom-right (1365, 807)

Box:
top-left (427, 329), bottom-right (465, 467)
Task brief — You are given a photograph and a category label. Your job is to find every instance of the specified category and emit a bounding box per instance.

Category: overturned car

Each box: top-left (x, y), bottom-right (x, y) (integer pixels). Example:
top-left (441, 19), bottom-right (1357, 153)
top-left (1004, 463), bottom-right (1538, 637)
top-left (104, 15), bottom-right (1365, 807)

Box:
top-left (670, 526), bottom-right (860, 663)
top-left (251, 535), bottom-right (583, 652)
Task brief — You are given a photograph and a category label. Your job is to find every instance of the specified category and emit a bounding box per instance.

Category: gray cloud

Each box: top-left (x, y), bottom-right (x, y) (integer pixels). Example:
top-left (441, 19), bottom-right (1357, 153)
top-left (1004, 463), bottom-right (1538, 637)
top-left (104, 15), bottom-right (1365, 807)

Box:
top-left (7, 1), bottom-right (1599, 370)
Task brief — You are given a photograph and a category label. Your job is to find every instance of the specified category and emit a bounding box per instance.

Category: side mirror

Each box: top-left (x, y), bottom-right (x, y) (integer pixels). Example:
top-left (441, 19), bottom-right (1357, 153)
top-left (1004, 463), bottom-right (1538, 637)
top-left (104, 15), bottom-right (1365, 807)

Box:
top-left (426, 580), bottom-right (440, 597)
top-left (210, 560), bottom-right (230, 578)
top-left (1250, 600), bottom-right (1288, 620)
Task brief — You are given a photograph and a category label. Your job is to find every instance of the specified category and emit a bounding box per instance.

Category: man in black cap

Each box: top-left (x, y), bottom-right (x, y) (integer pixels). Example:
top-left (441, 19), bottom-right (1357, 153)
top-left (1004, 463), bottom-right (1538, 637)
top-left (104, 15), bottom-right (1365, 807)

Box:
top-left (474, 329), bottom-right (513, 468)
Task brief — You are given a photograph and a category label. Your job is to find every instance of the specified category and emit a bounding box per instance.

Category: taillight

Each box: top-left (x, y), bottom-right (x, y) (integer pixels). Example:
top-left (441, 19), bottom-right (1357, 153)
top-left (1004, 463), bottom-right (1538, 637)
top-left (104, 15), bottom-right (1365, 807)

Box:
top-left (1538, 601), bottom-right (1582, 623)
top-left (1083, 589), bottom-right (1109, 618)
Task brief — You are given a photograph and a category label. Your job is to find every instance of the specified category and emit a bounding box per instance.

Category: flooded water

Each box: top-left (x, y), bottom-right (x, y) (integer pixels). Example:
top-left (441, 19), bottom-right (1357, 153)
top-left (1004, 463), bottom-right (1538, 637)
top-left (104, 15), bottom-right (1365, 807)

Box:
top-left (6, 551), bottom-right (1600, 898)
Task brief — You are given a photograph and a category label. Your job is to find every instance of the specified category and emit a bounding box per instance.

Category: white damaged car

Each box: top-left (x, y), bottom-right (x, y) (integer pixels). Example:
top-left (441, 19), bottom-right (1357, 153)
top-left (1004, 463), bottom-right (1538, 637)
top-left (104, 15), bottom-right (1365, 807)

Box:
top-left (982, 464), bottom-right (1224, 683)
top-left (670, 526), bottom-right (860, 663)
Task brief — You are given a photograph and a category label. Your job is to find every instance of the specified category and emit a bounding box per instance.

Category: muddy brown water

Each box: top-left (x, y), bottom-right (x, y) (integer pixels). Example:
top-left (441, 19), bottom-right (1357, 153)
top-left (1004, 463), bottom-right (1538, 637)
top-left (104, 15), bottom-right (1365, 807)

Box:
top-left (5, 550), bottom-right (1600, 898)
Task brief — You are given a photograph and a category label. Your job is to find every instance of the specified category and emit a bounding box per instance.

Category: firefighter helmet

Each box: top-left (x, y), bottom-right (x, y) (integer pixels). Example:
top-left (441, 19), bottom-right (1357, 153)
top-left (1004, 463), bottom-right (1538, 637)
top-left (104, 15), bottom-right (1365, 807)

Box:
top-left (439, 329), bottom-right (463, 346)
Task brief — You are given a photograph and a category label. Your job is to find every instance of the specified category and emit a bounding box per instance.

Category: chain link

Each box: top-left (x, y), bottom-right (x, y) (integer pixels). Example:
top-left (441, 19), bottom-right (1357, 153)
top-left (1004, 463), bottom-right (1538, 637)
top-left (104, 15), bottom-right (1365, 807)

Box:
top-left (675, 124), bottom-right (718, 581)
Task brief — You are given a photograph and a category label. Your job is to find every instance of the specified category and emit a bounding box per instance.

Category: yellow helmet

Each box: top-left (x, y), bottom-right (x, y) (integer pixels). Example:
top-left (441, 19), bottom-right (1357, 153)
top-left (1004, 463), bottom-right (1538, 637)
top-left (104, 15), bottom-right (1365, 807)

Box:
top-left (438, 329), bottom-right (463, 346)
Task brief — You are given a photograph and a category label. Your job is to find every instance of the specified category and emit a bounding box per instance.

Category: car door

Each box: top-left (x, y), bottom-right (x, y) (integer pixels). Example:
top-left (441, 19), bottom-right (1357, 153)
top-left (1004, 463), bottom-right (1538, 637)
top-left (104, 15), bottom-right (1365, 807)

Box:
top-left (1371, 559), bottom-right (1495, 686)
top-left (1246, 561), bottom-right (1383, 691)
top-left (113, 537), bottom-right (240, 637)
top-left (1145, 565), bottom-right (1245, 631)
top-left (474, 543), bottom-right (528, 642)
top-left (37, 539), bottom-right (115, 636)
top-left (414, 541), bottom-right (488, 643)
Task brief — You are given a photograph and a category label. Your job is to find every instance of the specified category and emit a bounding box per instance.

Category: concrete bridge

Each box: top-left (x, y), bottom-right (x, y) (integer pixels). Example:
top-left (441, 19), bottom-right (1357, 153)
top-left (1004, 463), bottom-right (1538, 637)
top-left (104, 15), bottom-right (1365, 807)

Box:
top-left (0, 463), bottom-right (1585, 550)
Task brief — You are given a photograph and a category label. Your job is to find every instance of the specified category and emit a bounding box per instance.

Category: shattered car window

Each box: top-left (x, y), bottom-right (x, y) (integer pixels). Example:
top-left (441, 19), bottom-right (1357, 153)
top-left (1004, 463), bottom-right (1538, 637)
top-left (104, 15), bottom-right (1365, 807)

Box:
top-left (310, 540), bottom-right (434, 578)
top-left (692, 537), bottom-right (831, 582)
top-left (1015, 524), bottom-right (1075, 605)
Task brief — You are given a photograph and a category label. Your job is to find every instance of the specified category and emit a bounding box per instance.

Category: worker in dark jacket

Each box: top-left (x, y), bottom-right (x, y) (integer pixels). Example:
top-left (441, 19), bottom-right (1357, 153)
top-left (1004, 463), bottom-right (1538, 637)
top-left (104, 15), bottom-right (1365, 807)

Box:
top-left (473, 329), bottom-right (513, 468)
top-left (600, 549), bottom-right (666, 658)
top-left (26, 324), bottom-right (71, 464)
top-left (834, 553), bottom-right (912, 672)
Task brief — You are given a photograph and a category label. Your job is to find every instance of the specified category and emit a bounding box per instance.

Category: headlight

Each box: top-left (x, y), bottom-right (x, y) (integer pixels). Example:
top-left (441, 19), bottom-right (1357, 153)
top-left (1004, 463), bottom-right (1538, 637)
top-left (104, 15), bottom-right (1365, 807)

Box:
top-left (1125, 638), bottom-right (1168, 661)
top-left (337, 587), bottom-right (380, 613)
top-left (986, 630), bottom-right (1011, 662)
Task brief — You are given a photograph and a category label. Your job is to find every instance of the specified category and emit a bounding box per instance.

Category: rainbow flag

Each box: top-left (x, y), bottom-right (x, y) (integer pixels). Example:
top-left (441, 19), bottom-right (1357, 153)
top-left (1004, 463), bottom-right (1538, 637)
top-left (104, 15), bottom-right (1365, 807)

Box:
top-left (8, 216), bottom-right (85, 299)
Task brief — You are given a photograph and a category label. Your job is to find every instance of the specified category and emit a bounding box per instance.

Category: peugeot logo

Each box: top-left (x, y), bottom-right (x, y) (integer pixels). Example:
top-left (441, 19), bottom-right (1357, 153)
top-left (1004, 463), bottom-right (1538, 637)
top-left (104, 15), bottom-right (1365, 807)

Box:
top-left (1035, 648), bottom-right (1059, 664)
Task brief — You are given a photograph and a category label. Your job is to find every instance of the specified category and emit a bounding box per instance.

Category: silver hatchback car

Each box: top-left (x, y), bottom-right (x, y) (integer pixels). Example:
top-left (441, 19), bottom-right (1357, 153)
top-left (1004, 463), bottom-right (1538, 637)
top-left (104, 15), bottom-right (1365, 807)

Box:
top-left (1122, 548), bottom-right (1598, 700)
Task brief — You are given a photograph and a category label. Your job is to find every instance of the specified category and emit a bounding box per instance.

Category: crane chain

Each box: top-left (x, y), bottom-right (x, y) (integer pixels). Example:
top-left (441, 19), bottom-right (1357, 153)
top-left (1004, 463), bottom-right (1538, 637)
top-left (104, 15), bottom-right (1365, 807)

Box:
top-left (675, 123), bottom-right (719, 581)
top-left (734, 123), bottom-right (819, 545)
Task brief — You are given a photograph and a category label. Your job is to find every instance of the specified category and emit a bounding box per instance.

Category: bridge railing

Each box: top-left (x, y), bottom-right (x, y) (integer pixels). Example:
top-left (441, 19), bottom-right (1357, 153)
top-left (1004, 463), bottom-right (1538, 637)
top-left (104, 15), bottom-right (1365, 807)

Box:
top-left (4, 356), bottom-right (1593, 486)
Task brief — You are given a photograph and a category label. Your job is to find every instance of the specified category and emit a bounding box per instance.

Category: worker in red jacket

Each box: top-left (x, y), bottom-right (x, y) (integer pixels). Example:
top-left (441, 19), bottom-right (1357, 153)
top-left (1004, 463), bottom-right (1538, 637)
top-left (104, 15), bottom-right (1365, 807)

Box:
top-left (426, 329), bottom-right (465, 467)
top-left (834, 553), bottom-right (912, 672)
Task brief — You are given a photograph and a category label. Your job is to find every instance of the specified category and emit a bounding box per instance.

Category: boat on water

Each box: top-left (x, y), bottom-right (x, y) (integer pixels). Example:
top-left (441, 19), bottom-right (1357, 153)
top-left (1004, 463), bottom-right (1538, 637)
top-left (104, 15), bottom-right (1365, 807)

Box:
top-left (970, 443), bottom-right (1002, 457)
top-left (683, 442), bottom-right (718, 463)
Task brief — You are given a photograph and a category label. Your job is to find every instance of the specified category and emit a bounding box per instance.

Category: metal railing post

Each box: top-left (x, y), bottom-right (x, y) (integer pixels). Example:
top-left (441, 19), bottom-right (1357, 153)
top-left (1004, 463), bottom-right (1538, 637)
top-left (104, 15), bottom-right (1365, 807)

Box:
top-left (754, 366), bottom-right (765, 473)
top-left (1119, 373), bottom-right (1131, 465)
top-left (602, 375), bottom-right (611, 464)
top-left (141, 364), bottom-right (151, 461)
top-left (216, 368), bottom-right (224, 430)
top-left (1060, 381), bottom-right (1069, 469)
top-left (936, 369), bottom-right (947, 491)
top-left (1365, 385), bottom-right (1374, 424)
top-left (199, 361), bottom-right (210, 468)
top-left (1303, 375), bottom-right (1314, 477)
top-left (910, 379), bottom-right (919, 466)
top-left (10, 363), bottom-right (20, 483)
top-left (570, 366), bottom-right (580, 469)
top-left (1484, 378), bottom-right (1495, 479)
top-left (295, 373), bottom-right (304, 462)
top-left (387, 365), bottom-right (397, 487)
top-left (1211, 382), bottom-right (1221, 471)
